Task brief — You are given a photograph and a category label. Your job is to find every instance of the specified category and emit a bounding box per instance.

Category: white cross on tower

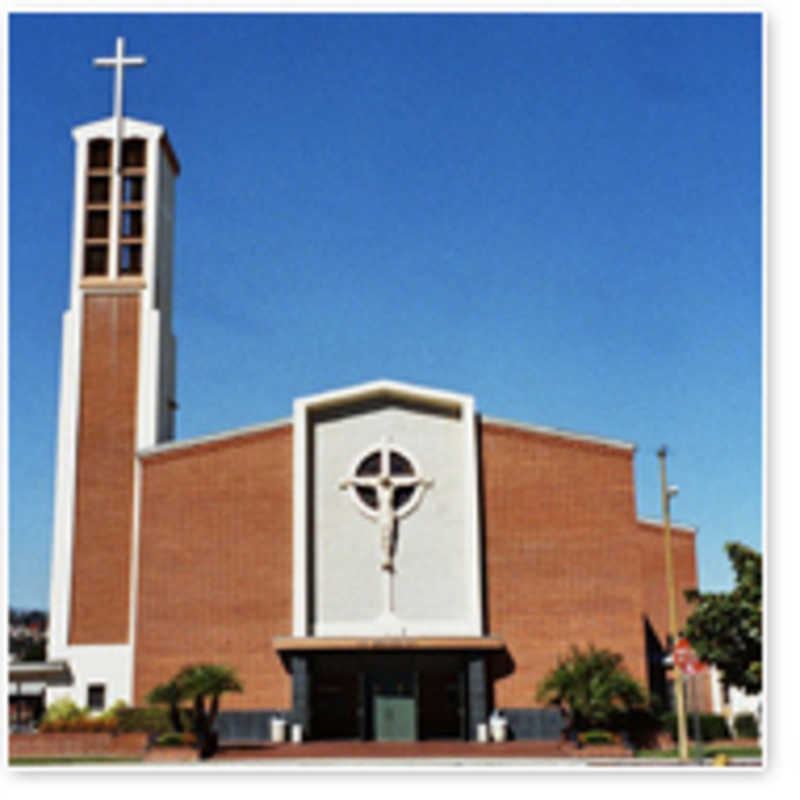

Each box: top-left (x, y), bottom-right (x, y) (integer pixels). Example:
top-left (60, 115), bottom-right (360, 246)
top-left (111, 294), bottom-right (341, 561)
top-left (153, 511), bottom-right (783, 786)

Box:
top-left (93, 36), bottom-right (146, 175)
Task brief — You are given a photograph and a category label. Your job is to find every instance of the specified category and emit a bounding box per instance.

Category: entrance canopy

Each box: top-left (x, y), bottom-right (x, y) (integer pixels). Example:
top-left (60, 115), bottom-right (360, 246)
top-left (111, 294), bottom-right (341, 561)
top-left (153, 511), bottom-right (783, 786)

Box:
top-left (273, 636), bottom-right (505, 653)
top-left (273, 636), bottom-right (505, 741)
top-left (273, 636), bottom-right (504, 742)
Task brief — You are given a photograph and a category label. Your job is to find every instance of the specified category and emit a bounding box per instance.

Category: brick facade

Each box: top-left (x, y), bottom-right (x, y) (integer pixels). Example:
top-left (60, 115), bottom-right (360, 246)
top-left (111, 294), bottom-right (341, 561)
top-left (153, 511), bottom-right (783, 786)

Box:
top-left (638, 520), bottom-right (712, 711)
top-left (127, 417), bottom-right (700, 715)
top-left (480, 421), bottom-right (699, 709)
top-left (69, 294), bottom-right (140, 644)
top-left (9, 732), bottom-right (148, 759)
top-left (133, 424), bottom-right (293, 710)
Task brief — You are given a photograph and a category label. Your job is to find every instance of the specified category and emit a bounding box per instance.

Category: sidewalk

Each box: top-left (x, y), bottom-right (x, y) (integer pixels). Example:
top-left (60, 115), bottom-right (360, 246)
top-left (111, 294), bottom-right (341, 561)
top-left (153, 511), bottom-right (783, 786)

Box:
top-left (207, 741), bottom-right (761, 769)
top-left (214, 741), bottom-right (580, 761)
top-left (213, 739), bottom-right (617, 762)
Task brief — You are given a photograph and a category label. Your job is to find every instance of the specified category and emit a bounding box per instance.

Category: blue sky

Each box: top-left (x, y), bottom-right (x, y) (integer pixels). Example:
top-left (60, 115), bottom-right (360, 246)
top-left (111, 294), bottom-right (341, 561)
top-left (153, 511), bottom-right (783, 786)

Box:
top-left (9, 13), bottom-right (762, 609)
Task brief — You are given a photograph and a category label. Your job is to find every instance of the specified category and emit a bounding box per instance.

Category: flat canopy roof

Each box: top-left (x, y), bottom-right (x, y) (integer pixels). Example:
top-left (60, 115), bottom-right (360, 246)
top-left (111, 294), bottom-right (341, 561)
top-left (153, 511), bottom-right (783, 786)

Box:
top-left (273, 636), bottom-right (505, 652)
top-left (8, 661), bottom-right (72, 685)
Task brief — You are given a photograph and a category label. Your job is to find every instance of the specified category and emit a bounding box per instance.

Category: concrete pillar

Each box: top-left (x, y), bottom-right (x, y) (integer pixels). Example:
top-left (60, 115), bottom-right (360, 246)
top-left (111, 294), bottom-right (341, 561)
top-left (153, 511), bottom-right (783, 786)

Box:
top-left (467, 654), bottom-right (487, 740)
top-left (290, 655), bottom-right (311, 735)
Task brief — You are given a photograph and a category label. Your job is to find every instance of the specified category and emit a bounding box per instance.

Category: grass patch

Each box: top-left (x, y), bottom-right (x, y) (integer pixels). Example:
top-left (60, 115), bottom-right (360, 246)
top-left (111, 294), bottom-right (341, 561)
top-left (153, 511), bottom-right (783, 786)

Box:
top-left (10, 756), bottom-right (144, 766)
top-left (635, 746), bottom-right (762, 759)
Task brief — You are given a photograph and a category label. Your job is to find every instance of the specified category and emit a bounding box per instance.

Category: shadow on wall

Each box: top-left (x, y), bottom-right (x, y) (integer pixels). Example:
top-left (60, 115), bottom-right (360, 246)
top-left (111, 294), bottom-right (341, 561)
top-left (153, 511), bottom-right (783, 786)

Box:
top-left (486, 650), bottom-right (567, 741)
top-left (644, 615), bottom-right (669, 711)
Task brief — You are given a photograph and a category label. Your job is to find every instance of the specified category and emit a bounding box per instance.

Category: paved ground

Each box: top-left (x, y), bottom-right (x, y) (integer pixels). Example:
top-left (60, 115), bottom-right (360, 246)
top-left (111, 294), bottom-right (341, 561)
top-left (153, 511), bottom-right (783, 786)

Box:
top-left (215, 740), bottom-right (580, 761)
top-left (206, 741), bottom-right (761, 769)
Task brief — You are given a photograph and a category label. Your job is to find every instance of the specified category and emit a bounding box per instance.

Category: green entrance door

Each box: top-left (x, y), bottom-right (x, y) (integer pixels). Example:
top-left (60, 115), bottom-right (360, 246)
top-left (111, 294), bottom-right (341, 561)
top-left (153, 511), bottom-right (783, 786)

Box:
top-left (372, 672), bottom-right (416, 741)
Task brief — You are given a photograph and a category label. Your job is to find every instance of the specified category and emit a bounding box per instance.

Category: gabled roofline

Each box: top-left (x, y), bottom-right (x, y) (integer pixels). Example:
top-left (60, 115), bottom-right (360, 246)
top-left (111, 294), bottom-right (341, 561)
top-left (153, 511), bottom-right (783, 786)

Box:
top-left (637, 516), bottom-right (698, 534)
top-left (482, 414), bottom-right (636, 452)
top-left (294, 378), bottom-right (473, 414)
top-left (137, 381), bottom-right (644, 459)
top-left (138, 417), bottom-right (291, 459)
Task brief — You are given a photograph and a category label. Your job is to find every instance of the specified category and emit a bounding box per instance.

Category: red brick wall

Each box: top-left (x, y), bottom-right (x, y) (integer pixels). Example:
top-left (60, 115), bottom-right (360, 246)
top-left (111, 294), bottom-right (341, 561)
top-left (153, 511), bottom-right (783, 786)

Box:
top-left (133, 424), bottom-right (293, 710)
top-left (638, 520), bottom-right (711, 711)
top-left (638, 520), bottom-right (699, 652)
top-left (480, 422), bottom-right (647, 707)
top-left (9, 732), bottom-right (148, 759)
top-left (69, 294), bottom-right (140, 644)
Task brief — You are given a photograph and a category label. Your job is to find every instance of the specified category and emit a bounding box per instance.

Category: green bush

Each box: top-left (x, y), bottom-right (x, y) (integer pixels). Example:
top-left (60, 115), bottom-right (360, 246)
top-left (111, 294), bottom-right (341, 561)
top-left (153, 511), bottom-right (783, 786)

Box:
top-left (662, 711), bottom-right (731, 742)
top-left (39, 716), bottom-right (117, 733)
top-left (104, 699), bottom-right (128, 718)
top-left (733, 712), bottom-right (759, 739)
top-left (42, 697), bottom-right (87, 723)
top-left (155, 731), bottom-right (196, 747)
top-left (579, 729), bottom-right (618, 745)
top-left (116, 706), bottom-right (182, 734)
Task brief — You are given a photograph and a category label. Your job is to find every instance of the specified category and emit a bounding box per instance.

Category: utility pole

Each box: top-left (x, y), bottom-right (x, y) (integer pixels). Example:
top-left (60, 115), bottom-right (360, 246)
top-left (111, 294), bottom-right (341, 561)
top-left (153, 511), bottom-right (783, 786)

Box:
top-left (658, 446), bottom-right (690, 763)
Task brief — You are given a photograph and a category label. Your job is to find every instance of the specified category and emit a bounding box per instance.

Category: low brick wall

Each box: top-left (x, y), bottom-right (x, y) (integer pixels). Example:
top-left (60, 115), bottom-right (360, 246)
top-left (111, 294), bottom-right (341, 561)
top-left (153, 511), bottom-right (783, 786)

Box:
top-left (143, 746), bottom-right (199, 763)
top-left (9, 732), bottom-right (148, 759)
top-left (570, 743), bottom-right (632, 758)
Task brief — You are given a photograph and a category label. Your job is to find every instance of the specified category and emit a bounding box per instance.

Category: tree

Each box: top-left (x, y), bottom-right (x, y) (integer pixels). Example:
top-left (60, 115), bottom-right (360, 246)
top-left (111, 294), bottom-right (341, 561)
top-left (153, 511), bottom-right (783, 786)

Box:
top-left (684, 542), bottom-right (762, 694)
top-left (145, 679), bottom-right (185, 733)
top-left (536, 645), bottom-right (647, 733)
top-left (147, 664), bottom-right (243, 758)
top-left (179, 664), bottom-right (243, 757)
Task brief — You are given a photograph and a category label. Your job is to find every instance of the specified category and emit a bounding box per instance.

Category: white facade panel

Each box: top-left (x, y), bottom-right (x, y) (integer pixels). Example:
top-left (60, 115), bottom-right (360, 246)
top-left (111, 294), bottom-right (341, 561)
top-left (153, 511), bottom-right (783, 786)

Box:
top-left (294, 380), bottom-right (484, 638)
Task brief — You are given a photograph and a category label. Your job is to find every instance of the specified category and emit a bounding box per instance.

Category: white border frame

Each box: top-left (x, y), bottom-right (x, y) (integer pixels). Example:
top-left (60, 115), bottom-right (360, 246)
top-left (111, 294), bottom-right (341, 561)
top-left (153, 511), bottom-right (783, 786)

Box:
top-left (292, 379), bottom-right (483, 637)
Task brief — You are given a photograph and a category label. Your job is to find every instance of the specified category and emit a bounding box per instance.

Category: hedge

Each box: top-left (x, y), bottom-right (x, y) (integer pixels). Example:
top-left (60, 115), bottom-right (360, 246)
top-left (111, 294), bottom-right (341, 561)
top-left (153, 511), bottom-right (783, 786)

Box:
top-left (662, 712), bottom-right (731, 742)
top-left (733, 712), bottom-right (759, 739)
top-left (39, 717), bottom-right (118, 733)
top-left (115, 707), bottom-right (191, 734)
top-left (154, 732), bottom-right (197, 747)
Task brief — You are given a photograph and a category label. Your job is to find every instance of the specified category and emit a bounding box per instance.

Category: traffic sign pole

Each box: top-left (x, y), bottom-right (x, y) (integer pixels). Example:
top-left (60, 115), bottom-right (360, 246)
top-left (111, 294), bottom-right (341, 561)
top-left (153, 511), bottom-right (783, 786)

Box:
top-left (691, 676), bottom-right (703, 764)
top-left (673, 637), bottom-right (708, 765)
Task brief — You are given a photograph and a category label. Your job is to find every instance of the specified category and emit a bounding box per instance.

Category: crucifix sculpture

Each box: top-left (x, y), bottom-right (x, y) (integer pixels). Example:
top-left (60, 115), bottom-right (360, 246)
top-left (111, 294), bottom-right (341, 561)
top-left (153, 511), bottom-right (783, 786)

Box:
top-left (340, 438), bottom-right (433, 614)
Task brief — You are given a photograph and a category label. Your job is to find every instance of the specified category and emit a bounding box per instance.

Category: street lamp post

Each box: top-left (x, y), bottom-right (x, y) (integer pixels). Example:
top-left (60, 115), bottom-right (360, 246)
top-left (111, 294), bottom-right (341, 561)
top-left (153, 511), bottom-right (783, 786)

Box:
top-left (658, 446), bottom-right (690, 763)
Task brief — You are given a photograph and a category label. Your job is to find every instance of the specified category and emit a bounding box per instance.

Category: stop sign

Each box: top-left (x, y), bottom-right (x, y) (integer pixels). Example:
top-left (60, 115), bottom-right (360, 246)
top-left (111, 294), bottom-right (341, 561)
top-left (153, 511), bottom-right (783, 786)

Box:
top-left (673, 637), bottom-right (706, 675)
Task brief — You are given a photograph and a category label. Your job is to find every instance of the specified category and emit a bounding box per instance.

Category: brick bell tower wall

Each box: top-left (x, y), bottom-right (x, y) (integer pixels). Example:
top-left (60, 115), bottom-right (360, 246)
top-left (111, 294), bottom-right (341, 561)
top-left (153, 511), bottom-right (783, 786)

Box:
top-left (69, 294), bottom-right (140, 645)
top-left (480, 421), bottom-right (647, 708)
top-left (133, 424), bottom-right (293, 709)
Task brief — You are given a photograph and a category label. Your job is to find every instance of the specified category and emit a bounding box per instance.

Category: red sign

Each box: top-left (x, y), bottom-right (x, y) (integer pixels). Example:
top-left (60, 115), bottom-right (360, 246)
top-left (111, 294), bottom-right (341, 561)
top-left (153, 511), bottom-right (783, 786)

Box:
top-left (673, 637), bottom-right (706, 675)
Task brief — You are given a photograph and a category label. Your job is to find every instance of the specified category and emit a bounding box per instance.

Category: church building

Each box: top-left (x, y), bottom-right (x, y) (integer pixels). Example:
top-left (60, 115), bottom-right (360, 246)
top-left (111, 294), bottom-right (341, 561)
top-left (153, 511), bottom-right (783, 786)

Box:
top-left (45, 40), bottom-right (700, 742)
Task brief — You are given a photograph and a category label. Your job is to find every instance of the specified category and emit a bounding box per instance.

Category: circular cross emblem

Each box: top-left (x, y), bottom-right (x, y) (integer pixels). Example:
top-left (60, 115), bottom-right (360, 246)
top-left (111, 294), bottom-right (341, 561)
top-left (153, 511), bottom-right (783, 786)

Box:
top-left (339, 437), bottom-right (432, 571)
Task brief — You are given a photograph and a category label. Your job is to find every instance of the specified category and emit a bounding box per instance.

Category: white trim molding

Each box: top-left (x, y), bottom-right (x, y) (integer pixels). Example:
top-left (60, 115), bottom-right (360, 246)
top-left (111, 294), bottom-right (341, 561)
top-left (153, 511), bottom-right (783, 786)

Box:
top-left (482, 414), bottom-right (636, 452)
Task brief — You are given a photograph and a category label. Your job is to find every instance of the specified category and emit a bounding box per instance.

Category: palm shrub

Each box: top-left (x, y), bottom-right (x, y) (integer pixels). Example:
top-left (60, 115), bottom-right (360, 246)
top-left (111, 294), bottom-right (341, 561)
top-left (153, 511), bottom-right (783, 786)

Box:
top-left (536, 645), bottom-right (647, 735)
top-left (176, 664), bottom-right (243, 758)
top-left (146, 679), bottom-right (186, 733)
top-left (146, 664), bottom-right (243, 758)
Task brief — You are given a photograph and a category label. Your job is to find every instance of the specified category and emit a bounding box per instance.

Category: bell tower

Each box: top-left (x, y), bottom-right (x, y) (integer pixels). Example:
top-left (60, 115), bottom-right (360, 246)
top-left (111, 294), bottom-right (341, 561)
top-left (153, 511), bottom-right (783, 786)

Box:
top-left (47, 38), bottom-right (180, 707)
